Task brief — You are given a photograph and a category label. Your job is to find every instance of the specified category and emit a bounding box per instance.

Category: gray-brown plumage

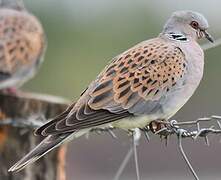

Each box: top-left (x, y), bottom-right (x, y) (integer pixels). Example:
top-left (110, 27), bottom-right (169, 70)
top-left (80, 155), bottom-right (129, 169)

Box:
top-left (9, 10), bottom-right (213, 172)
top-left (0, 0), bottom-right (46, 90)
top-left (36, 38), bottom-right (187, 136)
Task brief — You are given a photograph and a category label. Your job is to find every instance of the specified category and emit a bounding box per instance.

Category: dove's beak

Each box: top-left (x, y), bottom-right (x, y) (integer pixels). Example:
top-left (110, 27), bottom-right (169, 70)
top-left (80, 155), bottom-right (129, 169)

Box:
top-left (203, 30), bottom-right (214, 43)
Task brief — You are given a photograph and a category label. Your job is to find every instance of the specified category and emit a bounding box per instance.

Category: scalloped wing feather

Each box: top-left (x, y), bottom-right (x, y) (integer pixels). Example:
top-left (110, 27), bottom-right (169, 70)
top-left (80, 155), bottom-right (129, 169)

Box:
top-left (36, 38), bottom-right (187, 136)
top-left (88, 38), bottom-right (187, 112)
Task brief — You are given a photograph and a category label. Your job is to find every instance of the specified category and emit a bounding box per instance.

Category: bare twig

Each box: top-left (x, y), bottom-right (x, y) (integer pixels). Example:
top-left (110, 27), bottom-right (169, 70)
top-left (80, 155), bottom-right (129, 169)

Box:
top-left (133, 128), bottom-right (141, 180)
top-left (113, 128), bottom-right (141, 180)
top-left (177, 129), bottom-right (199, 180)
top-left (141, 126), bottom-right (150, 142)
top-left (113, 147), bottom-right (133, 180)
top-left (90, 126), bottom-right (117, 139)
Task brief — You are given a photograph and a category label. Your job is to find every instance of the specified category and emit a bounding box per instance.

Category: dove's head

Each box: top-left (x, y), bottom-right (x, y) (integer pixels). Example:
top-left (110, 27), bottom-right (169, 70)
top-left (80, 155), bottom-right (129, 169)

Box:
top-left (0, 0), bottom-right (25, 11)
top-left (163, 10), bottom-right (213, 42)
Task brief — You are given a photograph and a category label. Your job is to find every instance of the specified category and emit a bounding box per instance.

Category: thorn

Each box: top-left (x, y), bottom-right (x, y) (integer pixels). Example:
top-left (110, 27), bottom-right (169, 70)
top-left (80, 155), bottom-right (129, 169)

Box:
top-left (165, 135), bottom-right (169, 146)
top-left (107, 129), bottom-right (117, 139)
top-left (194, 131), bottom-right (202, 140)
top-left (204, 136), bottom-right (210, 146)
top-left (160, 135), bottom-right (163, 142)
top-left (216, 120), bottom-right (221, 143)
top-left (144, 131), bottom-right (150, 142)
top-left (217, 120), bottom-right (221, 129)
top-left (197, 117), bottom-right (212, 121)
top-left (85, 132), bottom-right (90, 140)
top-left (95, 130), bottom-right (102, 135)
top-left (197, 122), bottom-right (200, 131)
top-left (141, 127), bottom-right (150, 142)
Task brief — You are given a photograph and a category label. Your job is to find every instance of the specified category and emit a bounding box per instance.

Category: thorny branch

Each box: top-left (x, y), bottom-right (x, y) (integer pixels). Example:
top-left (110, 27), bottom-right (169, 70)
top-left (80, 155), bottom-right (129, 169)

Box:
top-left (110, 115), bottom-right (221, 180)
top-left (111, 38), bottom-right (221, 180)
top-left (2, 108), bottom-right (221, 180)
top-left (151, 116), bottom-right (221, 180)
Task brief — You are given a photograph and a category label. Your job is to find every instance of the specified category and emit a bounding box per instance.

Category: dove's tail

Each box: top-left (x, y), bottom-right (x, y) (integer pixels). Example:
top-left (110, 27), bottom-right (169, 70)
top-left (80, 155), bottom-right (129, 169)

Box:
top-left (8, 130), bottom-right (89, 172)
top-left (8, 133), bottom-right (72, 172)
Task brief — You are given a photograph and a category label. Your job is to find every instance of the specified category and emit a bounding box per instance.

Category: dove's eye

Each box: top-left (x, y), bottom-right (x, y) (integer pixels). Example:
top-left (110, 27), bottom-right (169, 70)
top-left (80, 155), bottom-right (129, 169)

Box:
top-left (190, 21), bottom-right (199, 29)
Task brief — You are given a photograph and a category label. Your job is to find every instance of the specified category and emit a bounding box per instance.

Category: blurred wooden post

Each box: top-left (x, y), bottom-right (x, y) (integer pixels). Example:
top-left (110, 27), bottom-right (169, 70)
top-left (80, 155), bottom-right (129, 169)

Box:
top-left (0, 92), bottom-right (69, 180)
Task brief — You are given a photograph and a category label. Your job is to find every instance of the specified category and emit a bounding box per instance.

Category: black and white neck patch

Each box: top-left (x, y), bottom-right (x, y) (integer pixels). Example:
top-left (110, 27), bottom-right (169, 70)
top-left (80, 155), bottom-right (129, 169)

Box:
top-left (166, 32), bottom-right (189, 42)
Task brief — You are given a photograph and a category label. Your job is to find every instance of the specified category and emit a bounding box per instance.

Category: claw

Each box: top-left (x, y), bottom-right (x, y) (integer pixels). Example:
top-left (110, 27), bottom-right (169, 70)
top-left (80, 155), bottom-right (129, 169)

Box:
top-left (149, 120), bottom-right (168, 134)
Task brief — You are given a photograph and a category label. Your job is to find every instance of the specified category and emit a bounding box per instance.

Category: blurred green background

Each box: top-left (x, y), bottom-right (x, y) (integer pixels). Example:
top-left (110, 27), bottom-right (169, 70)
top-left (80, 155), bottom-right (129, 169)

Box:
top-left (23, 0), bottom-right (221, 180)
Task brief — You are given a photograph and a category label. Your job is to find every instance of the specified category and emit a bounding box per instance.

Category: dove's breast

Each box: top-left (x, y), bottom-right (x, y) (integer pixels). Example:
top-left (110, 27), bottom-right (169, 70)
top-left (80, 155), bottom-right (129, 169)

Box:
top-left (113, 40), bottom-right (204, 130)
top-left (160, 41), bottom-right (204, 120)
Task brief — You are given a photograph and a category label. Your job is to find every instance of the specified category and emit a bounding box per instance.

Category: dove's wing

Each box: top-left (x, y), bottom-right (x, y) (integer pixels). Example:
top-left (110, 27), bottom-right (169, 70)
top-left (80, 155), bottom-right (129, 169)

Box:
top-left (35, 38), bottom-right (187, 136)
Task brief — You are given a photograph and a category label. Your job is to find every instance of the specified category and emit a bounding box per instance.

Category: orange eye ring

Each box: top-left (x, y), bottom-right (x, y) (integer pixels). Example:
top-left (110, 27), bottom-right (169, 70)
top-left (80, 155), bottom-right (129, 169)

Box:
top-left (190, 21), bottom-right (199, 29)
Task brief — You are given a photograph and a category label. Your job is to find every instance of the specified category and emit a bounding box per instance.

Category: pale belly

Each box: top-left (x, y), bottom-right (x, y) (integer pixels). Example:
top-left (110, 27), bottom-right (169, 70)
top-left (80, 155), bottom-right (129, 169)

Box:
top-left (111, 82), bottom-right (200, 130)
top-left (112, 115), bottom-right (157, 130)
top-left (111, 106), bottom-right (180, 130)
